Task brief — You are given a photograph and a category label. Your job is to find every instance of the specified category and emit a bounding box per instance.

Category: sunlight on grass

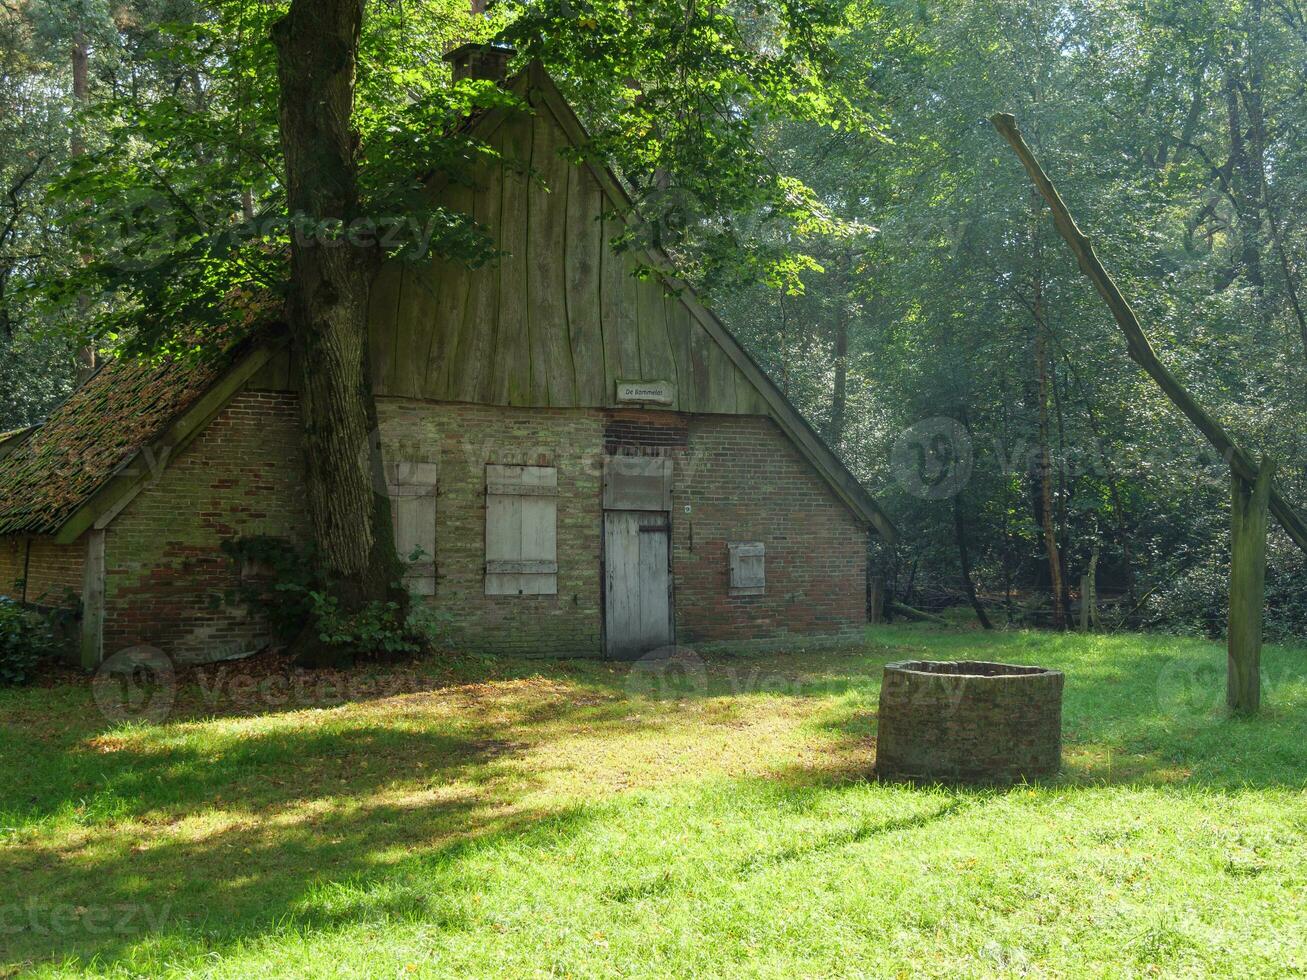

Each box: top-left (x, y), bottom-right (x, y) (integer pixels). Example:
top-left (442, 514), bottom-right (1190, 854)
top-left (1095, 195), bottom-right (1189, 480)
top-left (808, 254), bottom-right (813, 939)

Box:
top-left (1, 627), bottom-right (1305, 977)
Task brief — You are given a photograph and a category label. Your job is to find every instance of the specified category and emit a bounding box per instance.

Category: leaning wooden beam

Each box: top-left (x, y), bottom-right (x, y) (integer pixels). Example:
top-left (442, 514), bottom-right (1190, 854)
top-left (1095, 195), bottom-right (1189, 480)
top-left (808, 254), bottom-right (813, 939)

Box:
top-left (989, 113), bottom-right (1307, 556)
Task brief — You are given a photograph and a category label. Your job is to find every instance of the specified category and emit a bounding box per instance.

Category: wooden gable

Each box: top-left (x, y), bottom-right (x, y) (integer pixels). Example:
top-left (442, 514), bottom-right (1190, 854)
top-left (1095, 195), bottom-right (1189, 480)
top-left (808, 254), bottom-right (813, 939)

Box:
top-left (356, 63), bottom-right (893, 541)
top-left (365, 91), bottom-right (765, 417)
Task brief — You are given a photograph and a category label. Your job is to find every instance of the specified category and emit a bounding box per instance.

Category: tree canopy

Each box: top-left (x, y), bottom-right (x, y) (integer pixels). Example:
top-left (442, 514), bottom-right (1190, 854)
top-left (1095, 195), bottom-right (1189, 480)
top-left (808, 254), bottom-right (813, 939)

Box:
top-left (3, 0), bottom-right (1305, 637)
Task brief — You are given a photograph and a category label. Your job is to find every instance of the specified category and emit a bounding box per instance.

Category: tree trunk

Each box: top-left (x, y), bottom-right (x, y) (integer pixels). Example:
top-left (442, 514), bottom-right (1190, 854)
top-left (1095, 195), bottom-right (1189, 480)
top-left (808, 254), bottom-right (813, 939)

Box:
top-left (1030, 202), bottom-right (1066, 630)
top-left (954, 496), bottom-right (993, 630)
top-left (1225, 68), bottom-right (1265, 294)
top-left (71, 32), bottom-right (98, 385)
top-left (1228, 459), bottom-right (1274, 714)
top-left (867, 575), bottom-right (884, 625)
top-left (272, 0), bottom-right (404, 626)
top-left (828, 308), bottom-right (848, 449)
top-left (1087, 543), bottom-right (1100, 630)
top-left (70, 34), bottom-right (89, 157)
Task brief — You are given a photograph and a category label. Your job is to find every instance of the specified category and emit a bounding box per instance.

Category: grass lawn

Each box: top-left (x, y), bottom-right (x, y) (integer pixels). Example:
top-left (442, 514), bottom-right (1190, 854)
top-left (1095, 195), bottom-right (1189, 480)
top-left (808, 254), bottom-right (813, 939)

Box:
top-left (1, 625), bottom-right (1305, 977)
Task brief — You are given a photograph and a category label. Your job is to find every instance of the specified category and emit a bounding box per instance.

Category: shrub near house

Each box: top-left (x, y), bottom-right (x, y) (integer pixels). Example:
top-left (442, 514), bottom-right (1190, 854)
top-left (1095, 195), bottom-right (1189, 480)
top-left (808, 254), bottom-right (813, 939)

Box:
top-left (0, 596), bottom-right (60, 684)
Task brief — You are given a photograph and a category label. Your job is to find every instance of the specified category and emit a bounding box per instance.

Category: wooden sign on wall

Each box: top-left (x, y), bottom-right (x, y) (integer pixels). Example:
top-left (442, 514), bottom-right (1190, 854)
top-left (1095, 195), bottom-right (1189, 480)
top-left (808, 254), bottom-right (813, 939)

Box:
top-left (616, 380), bottom-right (675, 405)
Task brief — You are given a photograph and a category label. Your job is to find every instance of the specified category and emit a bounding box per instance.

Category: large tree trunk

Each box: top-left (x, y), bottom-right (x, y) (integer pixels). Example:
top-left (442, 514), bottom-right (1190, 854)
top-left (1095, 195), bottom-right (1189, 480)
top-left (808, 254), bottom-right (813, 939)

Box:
top-left (272, 0), bottom-right (403, 623)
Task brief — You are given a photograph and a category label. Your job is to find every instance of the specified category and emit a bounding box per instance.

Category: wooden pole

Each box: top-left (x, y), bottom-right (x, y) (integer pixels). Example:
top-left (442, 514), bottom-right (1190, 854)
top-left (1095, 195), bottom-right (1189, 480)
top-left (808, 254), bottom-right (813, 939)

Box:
top-left (1228, 460), bottom-right (1274, 714)
top-left (79, 528), bottom-right (105, 669)
top-left (989, 113), bottom-right (1307, 558)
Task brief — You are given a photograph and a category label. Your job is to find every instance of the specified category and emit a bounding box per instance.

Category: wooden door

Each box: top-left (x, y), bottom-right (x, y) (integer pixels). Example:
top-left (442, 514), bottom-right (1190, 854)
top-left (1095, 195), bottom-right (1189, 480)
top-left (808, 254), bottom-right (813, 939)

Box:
top-left (604, 511), bottom-right (673, 660)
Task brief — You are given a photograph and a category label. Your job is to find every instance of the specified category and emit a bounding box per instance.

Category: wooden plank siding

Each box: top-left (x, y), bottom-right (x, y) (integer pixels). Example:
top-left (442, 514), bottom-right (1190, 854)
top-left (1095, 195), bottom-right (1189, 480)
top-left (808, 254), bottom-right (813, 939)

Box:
top-left (364, 98), bottom-right (756, 417)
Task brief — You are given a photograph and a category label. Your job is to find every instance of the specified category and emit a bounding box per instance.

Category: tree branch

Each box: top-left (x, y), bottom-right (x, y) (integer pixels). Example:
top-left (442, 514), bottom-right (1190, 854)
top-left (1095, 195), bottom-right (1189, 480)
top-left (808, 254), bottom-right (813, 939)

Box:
top-left (990, 111), bottom-right (1307, 556)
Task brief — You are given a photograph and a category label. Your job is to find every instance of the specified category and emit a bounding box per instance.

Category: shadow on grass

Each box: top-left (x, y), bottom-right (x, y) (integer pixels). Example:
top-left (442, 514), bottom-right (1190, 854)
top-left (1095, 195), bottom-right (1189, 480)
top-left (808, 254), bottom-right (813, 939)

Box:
top-left (2, 626), bottom-right (1305, 970)
top-left (0, 696), bottom-right (627, 967)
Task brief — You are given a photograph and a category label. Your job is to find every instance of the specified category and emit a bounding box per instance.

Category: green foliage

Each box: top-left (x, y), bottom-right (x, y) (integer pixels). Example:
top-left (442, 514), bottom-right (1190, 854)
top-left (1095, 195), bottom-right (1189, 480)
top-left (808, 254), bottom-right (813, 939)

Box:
top-left (0, 597), bottom-right (60, 685)
top-left (221, 535), bottom-right (418, 659)
top-left (504, 0), bottom-right (887, 295)
top-left (32, 0), bottom-right (508, 361)
top-left (220, 534), bottom-right (321, 643)
top-left (405, 600), bottom-right (455, 650)
top-left (305, 591), bottom-right (417, 658)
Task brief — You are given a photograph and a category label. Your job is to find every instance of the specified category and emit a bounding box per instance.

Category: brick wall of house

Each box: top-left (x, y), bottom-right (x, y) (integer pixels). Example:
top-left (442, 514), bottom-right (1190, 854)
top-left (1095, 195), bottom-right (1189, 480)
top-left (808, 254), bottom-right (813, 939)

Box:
top-left (673, 415), bottom-right (868, 647)
top-left (102, 389), bottom-right (308, 662)
top-left (84, 391), bottom-right (866, 663)
top-left (25, 537), bottom-right (85, 605)
top-left (0, 535), bottom-right (84, 606)
top-left (378, 399), bottom-right (607, 657)
top-left (379, 399), bottom-right (868, 657)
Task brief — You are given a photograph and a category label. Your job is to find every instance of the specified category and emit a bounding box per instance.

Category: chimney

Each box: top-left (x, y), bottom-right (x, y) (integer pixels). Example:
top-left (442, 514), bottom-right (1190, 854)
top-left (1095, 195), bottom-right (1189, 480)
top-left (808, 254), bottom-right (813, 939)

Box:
top-left (443, 42), bottom-right (516, 84)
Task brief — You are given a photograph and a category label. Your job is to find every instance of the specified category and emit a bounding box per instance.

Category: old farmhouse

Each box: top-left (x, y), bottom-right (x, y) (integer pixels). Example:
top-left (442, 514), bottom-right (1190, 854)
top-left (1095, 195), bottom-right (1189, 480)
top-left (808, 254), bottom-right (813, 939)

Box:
top-left (0, 48), bottom-right (894, 667)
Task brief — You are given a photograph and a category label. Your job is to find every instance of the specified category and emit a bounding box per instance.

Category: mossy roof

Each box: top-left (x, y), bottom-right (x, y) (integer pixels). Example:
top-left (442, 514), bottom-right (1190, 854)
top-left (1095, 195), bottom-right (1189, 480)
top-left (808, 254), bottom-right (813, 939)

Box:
top-left (0, 332), bottom-right (266, 537)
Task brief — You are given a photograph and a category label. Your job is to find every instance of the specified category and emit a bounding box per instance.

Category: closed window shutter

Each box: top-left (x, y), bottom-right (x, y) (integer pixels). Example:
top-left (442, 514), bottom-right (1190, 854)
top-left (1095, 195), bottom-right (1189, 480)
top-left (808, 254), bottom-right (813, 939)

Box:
top-left (728, 541), bottom-right (765, 595)
top-left (485, 464), bottom-right (558, 595)
top-left (387, 460), bottom-right (438, 596)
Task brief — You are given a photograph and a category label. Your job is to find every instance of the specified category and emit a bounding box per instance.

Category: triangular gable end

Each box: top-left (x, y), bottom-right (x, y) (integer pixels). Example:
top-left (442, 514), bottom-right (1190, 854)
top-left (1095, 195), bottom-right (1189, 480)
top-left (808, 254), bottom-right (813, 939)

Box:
top-left (366, 62), bottom-right (895, 541)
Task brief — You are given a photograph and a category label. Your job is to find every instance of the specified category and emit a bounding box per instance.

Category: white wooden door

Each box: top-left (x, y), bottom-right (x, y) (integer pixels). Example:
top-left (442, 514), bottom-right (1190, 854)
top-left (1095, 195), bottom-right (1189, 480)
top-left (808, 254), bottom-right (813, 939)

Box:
top-left (604, 511), bottom-right (673, 660)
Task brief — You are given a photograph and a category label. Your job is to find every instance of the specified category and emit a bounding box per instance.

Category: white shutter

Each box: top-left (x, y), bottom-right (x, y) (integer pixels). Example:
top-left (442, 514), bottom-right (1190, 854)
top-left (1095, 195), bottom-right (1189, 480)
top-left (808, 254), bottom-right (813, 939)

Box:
top-left (486, 464), bottom-right (558, 595)
top-left (728, 541), bottom-right (765, 595)
top-left (387, 460), bottom-right (438, 596)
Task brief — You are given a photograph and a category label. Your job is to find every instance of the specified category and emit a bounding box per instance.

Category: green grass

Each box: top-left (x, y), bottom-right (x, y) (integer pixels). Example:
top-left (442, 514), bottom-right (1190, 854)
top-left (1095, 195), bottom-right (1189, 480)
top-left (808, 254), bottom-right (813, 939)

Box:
top-left (1, 626), bottom-right (1305, 977)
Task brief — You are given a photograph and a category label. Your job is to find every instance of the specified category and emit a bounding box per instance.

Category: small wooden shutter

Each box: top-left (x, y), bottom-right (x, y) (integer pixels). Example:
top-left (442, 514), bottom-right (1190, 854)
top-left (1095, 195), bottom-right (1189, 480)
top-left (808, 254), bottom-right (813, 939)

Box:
top-left (728, 541), bottom-right (765, 595)
top-left (486, 464), bottom-right (558, 595)
top-left (387, 460), bottom-right (438, 596)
